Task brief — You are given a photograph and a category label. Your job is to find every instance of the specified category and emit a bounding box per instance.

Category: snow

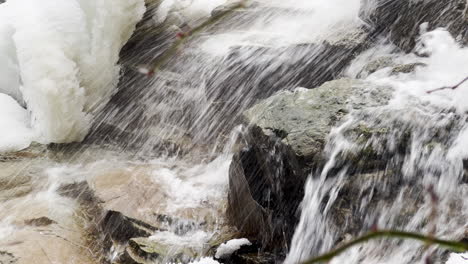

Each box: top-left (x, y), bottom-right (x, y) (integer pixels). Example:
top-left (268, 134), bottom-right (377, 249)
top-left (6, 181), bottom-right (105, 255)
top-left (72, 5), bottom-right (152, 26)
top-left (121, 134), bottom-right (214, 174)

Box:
top-left (0, 0), bottom-right (145, 151)
top-left (215, 238), bottom-right (252, 259)
top-left (446, 253), bottom-right (468, 264)
top-left (187, 257), bottom-right (220, 264)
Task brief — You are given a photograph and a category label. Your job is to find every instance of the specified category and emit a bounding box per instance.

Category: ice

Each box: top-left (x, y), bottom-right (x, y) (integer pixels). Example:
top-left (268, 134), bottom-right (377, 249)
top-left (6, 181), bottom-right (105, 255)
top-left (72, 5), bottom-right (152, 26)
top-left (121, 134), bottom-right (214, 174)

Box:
top-left (0, 0), bottom-right (145, 149)
top-left (0, 93), bottom-right (34, 152)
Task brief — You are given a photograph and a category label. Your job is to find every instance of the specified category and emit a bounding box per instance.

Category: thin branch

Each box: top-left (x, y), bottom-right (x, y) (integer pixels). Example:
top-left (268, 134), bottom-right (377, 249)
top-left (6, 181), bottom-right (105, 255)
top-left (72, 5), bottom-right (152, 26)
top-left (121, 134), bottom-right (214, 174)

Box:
top-left (427, 76), bottom-right (468, 94)
top-left (139, 1), bottom-right (247, 76)
top-left (302, 230), bottom-right (468, 264)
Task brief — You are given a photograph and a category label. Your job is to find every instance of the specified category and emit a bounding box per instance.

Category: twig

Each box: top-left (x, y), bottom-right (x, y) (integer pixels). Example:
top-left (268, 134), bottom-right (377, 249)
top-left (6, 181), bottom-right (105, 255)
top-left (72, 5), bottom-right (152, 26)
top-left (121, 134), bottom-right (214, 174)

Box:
top-left (426, 76), bottom-right (468, 94)
top-left (39, 243), bottom-right (53, 264)
top-left (302, 230), bottom-right (468, 264)
top-left (139, 1), bottom-right (247, 76)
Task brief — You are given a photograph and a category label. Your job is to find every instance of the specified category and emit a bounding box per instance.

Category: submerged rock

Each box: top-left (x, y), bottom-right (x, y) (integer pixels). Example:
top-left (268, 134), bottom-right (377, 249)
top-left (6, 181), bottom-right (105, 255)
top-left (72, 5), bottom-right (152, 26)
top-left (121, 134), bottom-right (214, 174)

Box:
top-left (0, 166), bottom-right (33, 201)
top-left (23, 216), bottom-right (57, 227)
top-left (390, 62), bottom-right (427, 75)
top-left (227, 79), bottom-right (393, 254)
top-left (126, 237), bottom-right (198, 264)
top-left (0, 251), bottom-right (17, 264)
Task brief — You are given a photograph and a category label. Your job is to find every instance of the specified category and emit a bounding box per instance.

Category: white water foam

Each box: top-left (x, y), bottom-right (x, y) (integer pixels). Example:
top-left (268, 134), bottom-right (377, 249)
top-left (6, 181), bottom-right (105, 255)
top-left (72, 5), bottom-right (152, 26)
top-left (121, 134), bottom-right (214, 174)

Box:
top-left (149, 155), bottom-right (231, 212)
top-left (163, 0), bottom-right (364, 55)
top-left (0, 0), bottom-right (145, 151)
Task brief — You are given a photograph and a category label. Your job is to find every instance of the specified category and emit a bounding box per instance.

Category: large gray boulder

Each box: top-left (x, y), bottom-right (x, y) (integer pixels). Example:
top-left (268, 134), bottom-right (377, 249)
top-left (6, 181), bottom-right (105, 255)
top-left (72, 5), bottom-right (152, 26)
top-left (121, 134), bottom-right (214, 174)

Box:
top-left (227, 79), bottom-right (393, 253)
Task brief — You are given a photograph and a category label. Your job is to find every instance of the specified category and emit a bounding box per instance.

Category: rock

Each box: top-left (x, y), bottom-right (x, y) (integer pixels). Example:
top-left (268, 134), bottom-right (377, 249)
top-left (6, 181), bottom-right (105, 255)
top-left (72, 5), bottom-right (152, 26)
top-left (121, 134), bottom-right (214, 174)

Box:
top-left (390, 62), bottom-right (427, 75)
top-left (58, 176), bottom-right (223, 264)
top-left (227, 79), bottom-right (393, 253)
top-left (0, 169), bottom-right (32, 201)
top-left (463, 160), bottom-right (468, 184)
top-left (100, 211), bottom-right (158, 244)
top-left (360, 0), bottom-right (468, 52)
top-left (0, 251), bottom-right (17, 264)
top-left (223, 252), bottom-right (276, 264)
top-left (357, 56), bottom-right (396, 78)
top-left (23, 217), bottom-right (57, 227)
top-left (126, 237), bottom-right (198, 264)
top-left (0, 143), bottom-right (47, 162)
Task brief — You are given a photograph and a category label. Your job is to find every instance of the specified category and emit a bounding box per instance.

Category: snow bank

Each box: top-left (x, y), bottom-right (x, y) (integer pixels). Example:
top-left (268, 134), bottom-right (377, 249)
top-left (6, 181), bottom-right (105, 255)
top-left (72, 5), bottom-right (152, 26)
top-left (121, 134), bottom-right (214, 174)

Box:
top-left (215, 238), bottom-right (252, 259)
top-left (0, 0), bottom-right (145, 151)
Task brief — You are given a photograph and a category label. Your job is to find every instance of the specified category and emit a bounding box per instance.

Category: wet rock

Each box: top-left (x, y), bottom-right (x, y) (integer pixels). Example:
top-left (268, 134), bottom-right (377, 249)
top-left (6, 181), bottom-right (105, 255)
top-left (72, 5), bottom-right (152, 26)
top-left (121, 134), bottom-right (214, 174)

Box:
top-left (360, 0), bottom-right (468, 52)
top-left (227, 79), bottom-right (393, 253)
top-left (24, 217), bottom-right (57, 227)
top-left (126, 237), bottom-right (198, 264)
top-left (0, 172), bottom-right (32, 201)
top-left (101, 211), bottom-right (159, 244)
top-left (357, 56), bottom-right (396, 78)
top-left (0, 143), bottom-right (47, 162)
top-left (223, 252), bottom-right (276, 264)
top-left (463, 160), bottom-right (468, 184)
top-left (0, 251), bottom-right (17, 264)
top-left (390, 62), bottom-right (427, 75)
top-left (58, 181), bottom-right (101, 205)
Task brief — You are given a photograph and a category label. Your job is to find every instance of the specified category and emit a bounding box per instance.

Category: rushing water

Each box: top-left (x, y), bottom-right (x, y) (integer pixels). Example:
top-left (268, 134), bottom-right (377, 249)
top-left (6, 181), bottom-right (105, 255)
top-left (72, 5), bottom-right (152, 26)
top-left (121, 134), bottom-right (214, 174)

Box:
top-left (0, 0), bottom-right (467, 263)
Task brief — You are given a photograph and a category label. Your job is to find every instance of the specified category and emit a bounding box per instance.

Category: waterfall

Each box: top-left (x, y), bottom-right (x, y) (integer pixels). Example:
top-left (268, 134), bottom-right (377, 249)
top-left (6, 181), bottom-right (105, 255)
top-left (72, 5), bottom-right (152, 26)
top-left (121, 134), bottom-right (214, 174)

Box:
top-left (0, 0), bottom-right (467, 263)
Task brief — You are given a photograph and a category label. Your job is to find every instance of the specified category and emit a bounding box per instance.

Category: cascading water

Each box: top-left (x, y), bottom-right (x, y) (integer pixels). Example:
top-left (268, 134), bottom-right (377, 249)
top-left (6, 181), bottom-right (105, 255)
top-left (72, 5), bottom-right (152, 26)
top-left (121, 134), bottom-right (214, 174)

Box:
top-left (0, 0), bottom-right (467, 263)
top-left (286, 28), bottom-right (468, 264)
top-left (88, 0), bottom-right (363, 154)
